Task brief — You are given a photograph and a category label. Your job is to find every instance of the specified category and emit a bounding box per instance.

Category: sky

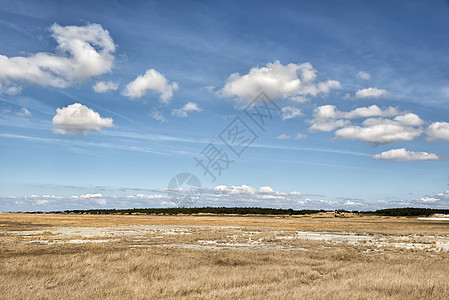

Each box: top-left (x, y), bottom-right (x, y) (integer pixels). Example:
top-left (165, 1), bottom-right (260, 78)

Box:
top-left (1, 0), bottom-right (449, 211)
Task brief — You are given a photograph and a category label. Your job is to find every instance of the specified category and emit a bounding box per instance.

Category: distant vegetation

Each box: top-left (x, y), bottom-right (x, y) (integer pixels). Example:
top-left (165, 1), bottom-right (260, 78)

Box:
top-left (366, 207), bottom-right (449, 217)
top-left (59, 207), bottom-right (326, 215)
top-left (30, 206), bottom-right (449, 216)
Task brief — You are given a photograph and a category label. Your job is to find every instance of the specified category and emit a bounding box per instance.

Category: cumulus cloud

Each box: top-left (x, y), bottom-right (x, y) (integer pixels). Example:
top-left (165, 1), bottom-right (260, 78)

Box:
top-left (213, 184), bottom-right (257, 195)
top-left (355, 88), bottom-right (389, 98)
top-left (334, 114), bottom-right (423, 144)
top-left (372, 148), bottom-right (440, 161)
top-left (343, 105), bottom-right (399, 119)
top-left (219, 61), bottom-right (341, 103)
top-left (93, 81), bottom-right (118, 93)
top-left (211, 184), bottom-right (300, 200)
top-left (307, 105), bottom-right (400, 133)
top-left (52, 103), bottom-right (113, 135)
top-left (393, 113), bottom-right (425, 127)
top-left (309, 119), bottom-right (351, 132)
top-left (426, 122), bottom-right (449, 142)
top-left (0, 23), bottom-right (115, 93)
top-left (310, 105), bottom-right (424, 144)
top-left (75, 193), bottom-right (106, 205)
top-left (205, 184), bottom-right (304, 204)
top-left (1, 185), bottom-right (310, 211)
top-left (171, 102), bottom-right (201, 118)
top-left (311, 105), bottom-right (339, 121)
top-left (281, 106), bottom-right (302, 120)
top-left (79, 193), bottom-right (103, 199)
top-left (342, 199), bottom-right (365, 206)
top-left (122, 69), bottom-right (178, 103)
top-left (308, 105), bottom-right (350, 132)
top-left (16, 107), bottom-right (31, 116)
top-left (259, 186), bottom-right (275, 193)
top-left (412, 191), bottom-right (449, 208)
top-left (206, 185), bottom-right (367, 209)
top-left (357, 71), bottom-right (371, 80)
top-left (10, 184), bottom-right (449, 211)
top-left (276, 134), bottom-right (290, 140)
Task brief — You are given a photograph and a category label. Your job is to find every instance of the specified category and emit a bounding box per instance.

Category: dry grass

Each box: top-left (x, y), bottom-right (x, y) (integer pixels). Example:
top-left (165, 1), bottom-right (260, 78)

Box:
top-left (1, 213), bottom-right (449, 299)
top-left (2, 212), bottom-right (449, 235)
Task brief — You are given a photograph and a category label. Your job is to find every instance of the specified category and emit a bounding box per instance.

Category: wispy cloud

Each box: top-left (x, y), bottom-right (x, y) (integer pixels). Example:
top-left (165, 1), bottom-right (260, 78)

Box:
top-left (93, 81), bottom-right (119, 93)
top-left (171, 102), bottom-right (201, 118)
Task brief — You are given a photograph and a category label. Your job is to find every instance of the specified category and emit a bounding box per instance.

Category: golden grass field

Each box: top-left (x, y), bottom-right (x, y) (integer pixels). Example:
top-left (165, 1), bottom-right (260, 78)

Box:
top-left (1, 212), bottom-right (449, 299)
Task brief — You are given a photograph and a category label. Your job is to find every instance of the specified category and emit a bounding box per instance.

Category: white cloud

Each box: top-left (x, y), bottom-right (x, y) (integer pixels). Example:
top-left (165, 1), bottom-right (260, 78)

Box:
top-left (122, 69), bottom-right (178, 103)
top-left (289, 191), bottom-right (307, 196)
top-left (41, 195), bottom-right (61, 199)
top-left (309, 119), bottom-right (350, 132)
top-left (204, 85), bottom-right (215, 92)
top-left (213, 184), bottom-right (257, 195)
top-left (281, 106), bottom-right (302, 120)
top-left (343, 200), bottom-right (365, 206)
top-left (93, 81), bottom-right (118, 93)
top-left (294, 133), bottom-right (307, 139)
top-left (276, 133), bottom-right (290, 140)
top-left (52, 103), bottom-right (114, 135)
top-left (413, 191), bottom-right (449, 207)
top-left (79, 193), bottom-right (106, 205)
top-left (219, 61), bottom-right (341, 103)
top-left (92, 198), bottom-right (106, 205)
top-left (372, 148), bottom-right (440, 161)
top-left (310, 106), bottom-right (424, 144)
top-left (335, 116), bottom-right (423, 144)
top-left (311, 105), bottom-right (339, 120)
top-left (357, 71), bottom-right (371, 80)
top-left (126, 194), bottom-right (166, 200)
top-left (0, 23), bottom-right (115, 93)
top-left (355, 88), bottom-right (389, 98)
top-left (259, 186), bottom-right (275, 193)
top-left (16, 107), bottom-right (31, 116)
top-left (297, 198), bottom-right (342, 208)
top-left (0, 84), bottom-right (22, 95)
top-left (307, 105), bottom-right (351, 132)
top-left (416, 197), bottom-right (439, 203)
top-left (426, 122), bottom-right (449, 142)
top-left (35, 200), bottom-right (49, 205)
top-left (150, 110), bottom-right (166, 122)
top-left (80, 193), bottom-right (103, 199)
top-left (343, 105), bottom-right (399, 119)
top-left (7, 185), bottom-right (449, 210)
top-left (307, 105), bottom-right (400, 133)
top-left (208, 184), bottom-right (297, 205)
top-left (171, 102), bottom-right (201, 118)
top-left (393, 113), bottom-right (424, 127)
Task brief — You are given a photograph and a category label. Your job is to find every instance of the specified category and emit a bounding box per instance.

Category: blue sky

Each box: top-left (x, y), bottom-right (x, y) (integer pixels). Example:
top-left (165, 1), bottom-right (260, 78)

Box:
top-left (1, 0), bottom-right (449, 211)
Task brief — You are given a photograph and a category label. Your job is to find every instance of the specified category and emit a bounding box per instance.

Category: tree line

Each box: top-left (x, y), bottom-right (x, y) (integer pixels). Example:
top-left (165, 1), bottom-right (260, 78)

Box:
top-left (30, 206), bottom-right (449, 216)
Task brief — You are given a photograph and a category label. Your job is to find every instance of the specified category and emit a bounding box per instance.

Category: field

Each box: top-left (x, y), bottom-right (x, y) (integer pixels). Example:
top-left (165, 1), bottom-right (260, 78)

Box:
top-left (1, 212), bottom-right (449, 299)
